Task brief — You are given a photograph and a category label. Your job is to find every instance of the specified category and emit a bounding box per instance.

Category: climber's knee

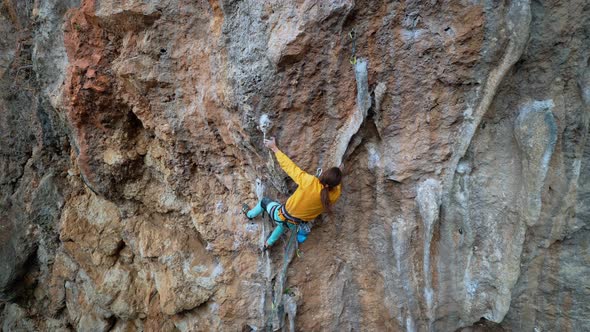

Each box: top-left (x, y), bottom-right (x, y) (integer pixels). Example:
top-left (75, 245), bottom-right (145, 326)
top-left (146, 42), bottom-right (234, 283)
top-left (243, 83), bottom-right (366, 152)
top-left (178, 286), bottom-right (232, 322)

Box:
top-left (260, 197), bottom-right (273, 210)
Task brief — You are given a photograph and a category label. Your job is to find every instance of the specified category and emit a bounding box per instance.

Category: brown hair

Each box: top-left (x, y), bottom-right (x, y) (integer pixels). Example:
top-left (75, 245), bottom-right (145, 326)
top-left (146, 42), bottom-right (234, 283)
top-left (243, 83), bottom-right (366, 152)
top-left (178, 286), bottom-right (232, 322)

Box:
top-left (319, 167), bottom-right (342, 214)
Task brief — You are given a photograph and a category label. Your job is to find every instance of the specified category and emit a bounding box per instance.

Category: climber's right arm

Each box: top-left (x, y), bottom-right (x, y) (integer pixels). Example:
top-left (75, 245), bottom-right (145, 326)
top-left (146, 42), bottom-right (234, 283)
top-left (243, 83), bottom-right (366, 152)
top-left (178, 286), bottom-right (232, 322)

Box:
top-left (264, 137), bottom-right (313, 186)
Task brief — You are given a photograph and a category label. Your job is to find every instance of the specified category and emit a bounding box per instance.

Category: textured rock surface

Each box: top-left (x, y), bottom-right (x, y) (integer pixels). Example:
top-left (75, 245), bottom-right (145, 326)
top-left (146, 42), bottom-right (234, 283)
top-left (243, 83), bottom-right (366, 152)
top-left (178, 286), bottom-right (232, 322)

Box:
top-left (1, 0), bottom-right (589, 331)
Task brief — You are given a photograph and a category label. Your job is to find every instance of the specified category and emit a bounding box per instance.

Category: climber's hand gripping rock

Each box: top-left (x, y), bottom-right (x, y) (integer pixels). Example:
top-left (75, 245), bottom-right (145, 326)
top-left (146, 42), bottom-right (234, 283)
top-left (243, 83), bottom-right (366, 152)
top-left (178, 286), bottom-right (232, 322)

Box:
top-left (264, 137), bottom-right (278, 152)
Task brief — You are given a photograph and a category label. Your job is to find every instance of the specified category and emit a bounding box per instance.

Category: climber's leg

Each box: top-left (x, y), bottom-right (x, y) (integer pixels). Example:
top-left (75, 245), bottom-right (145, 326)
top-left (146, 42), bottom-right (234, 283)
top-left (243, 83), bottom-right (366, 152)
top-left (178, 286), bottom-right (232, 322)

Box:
top-left (266, 203), bottom-right (297, 246)
top-left (266, 222), bottom-right (285, 246)
top-left (242, 203), bottom-right (253, 220)
top-left (263, 198), bottom-right (278, 215)
top-left (266, 222), bottom-right (297, 246)
top-left (246, 201), bottom-right (264, 219)
top-left (246, 197), bottom-right (275, 219)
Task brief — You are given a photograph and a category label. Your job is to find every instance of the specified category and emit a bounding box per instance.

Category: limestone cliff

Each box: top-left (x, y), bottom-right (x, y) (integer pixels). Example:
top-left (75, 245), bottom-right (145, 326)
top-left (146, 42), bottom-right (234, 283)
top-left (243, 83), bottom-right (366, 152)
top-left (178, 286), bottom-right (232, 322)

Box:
top-left (1, 0), bottom-right (589, 331)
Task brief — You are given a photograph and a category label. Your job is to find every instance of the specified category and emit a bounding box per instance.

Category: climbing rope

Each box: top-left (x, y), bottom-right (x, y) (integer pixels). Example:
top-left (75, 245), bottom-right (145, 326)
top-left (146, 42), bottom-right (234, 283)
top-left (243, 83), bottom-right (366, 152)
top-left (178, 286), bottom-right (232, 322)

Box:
top-left (272, 227), bottom-right (297, 317)
top-left (280, 227), bottom-right (297, 283)
top-left (256, 114), bottom-right (302, 330)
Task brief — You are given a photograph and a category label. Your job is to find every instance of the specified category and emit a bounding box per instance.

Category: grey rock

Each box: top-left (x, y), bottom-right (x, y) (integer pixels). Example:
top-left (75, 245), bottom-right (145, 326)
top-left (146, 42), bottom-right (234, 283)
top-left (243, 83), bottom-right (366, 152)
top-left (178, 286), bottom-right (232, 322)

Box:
top-left (514, 100), bottom-right (558, 226)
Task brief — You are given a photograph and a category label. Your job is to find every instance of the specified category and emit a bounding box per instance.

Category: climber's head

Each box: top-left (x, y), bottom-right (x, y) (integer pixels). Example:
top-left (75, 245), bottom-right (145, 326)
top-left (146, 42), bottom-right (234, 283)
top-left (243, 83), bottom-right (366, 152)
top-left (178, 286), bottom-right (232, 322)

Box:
top-left (319, 167), bottom-right (342, 189)
top-left (319, 167), bottom-right (342, 214)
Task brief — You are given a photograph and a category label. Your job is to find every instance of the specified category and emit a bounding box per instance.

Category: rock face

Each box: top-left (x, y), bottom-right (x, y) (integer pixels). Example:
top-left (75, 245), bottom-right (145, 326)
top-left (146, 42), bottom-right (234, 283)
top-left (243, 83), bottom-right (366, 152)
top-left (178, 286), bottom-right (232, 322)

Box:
top-left (1, 0), bottom-right (589, 331)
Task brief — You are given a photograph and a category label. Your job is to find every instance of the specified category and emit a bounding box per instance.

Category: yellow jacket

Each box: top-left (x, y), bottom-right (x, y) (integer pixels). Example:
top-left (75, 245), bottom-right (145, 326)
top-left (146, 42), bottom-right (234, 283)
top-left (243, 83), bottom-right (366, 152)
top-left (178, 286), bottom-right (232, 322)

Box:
top-left (275, 150), bottom-right (341, 221)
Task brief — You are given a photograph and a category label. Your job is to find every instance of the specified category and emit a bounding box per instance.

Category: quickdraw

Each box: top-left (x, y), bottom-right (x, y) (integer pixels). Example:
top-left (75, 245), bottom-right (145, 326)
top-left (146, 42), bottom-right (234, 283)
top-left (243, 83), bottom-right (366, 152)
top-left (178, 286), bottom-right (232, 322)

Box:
top-left (315, 167), bottom-right (323, 177)
top-left (349, 28), bottom-right (357, 65)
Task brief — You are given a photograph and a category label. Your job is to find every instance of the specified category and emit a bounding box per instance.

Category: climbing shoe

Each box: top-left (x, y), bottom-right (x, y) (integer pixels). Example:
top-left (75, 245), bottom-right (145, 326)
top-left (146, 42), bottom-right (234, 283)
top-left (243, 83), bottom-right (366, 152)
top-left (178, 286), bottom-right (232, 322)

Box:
top-left (242, 203), bottom-right (252, 220)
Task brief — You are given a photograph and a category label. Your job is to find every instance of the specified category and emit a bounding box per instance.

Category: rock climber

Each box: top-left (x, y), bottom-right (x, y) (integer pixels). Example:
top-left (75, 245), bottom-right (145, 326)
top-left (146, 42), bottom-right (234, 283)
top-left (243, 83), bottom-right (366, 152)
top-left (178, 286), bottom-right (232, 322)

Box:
top-left (243, 137), bottom-right (342, 251)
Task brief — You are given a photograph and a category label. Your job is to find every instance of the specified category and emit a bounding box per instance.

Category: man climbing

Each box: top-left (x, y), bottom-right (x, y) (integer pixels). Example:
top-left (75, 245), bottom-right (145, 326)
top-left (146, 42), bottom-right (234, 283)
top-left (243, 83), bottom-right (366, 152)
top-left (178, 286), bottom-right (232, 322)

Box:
top-left (243, 137), bottom-right (343, 250)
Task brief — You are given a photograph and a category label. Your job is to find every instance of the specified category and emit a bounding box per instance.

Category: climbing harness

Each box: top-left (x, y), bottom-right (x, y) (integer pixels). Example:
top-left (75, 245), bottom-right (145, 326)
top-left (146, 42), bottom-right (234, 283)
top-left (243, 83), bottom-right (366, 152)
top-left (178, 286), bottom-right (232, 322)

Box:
top-left (268, 204), bottom-right (281, 223)
top-left (279, 205), bottom-right (306, 225)
top-left (267, 203), bottom-right (304, 227)
top-left (349, 28), bottom-right (357, 65)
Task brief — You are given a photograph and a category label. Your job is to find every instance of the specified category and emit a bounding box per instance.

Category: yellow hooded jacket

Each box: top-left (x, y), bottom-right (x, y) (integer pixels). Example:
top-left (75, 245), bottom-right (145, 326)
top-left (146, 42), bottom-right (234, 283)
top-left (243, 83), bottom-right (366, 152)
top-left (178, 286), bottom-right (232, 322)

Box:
top-left (275, 150), bottom-right (341, 221)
